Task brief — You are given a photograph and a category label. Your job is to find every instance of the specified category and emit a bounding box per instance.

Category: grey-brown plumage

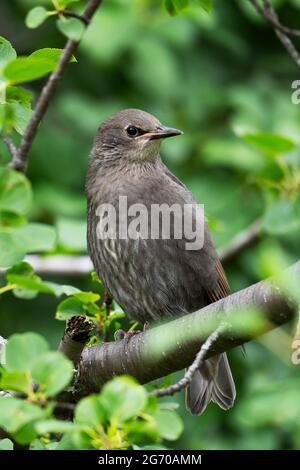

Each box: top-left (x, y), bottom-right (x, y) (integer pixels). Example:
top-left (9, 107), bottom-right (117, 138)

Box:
top-left (86, 109), bottom-right (236, 415)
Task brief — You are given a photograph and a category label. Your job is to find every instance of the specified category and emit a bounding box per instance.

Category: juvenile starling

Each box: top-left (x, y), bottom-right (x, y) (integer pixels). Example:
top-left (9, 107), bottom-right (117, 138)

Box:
top-left (86, 109), bottom-right (236, 415)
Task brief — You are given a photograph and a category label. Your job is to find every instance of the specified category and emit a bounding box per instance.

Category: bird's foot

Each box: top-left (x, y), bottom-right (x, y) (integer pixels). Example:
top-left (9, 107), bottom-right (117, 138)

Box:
top-left (114, 328), bottom-right (142, 343)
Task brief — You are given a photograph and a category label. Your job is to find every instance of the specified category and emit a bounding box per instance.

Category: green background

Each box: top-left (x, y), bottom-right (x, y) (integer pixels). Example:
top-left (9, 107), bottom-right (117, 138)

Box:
top-left (1, 0), bottom-right (300, 450)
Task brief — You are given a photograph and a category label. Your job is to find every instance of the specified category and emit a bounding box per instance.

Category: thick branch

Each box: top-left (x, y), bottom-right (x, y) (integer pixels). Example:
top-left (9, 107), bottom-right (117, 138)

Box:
top-left (75, 261), bottom-right (299, 396)
top-left (10, 0), bottom-right (103, 172)
top-left (58, 315), bottom-right (94, 367)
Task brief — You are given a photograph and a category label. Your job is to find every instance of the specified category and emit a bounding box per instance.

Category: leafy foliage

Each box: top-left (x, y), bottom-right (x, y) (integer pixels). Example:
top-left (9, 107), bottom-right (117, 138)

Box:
top-left (0, 333), bottom-right (183, 449)
top-left (0, 0), bottom-right (300, 452)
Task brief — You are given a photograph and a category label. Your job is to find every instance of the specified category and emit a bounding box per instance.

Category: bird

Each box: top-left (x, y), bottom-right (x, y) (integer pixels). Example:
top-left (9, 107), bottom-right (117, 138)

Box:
top-left (86, 108), bottom-right (236, 415)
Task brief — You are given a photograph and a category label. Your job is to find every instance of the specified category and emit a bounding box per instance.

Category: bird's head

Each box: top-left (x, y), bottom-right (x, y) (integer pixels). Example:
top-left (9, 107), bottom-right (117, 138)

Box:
top-left (91, 108), bottom-right (183, 164)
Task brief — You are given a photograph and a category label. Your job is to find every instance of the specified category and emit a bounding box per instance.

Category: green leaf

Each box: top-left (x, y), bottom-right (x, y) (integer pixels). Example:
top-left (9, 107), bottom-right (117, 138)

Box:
top-left (14, 223), bottom-right (56, 252)
top-left (5, 332), bottom-right (49, 372)
top-left (154, 409), bottom-right (183, 441)
top-left (30, 48), bottom-right (77, 64)
top-left (9, 102), bottom-right (32, 135)
top-left (73, 292), bottom-right (100, 303)
top-left (0, 37), bottom-right (16, 71)
top-left (0, 370), bottom-right (31, 395)
top-left (262, 200), bottom-right (300, 235)
top-left (56, 296), bottom-right (86, 320)
top-left (6, 261), bottom-right (34, 277)
top-left (173, 0), bottom-right (189, 10)
top-left (164, 0), bottom-right (177, 15)
top-left (101, 377), bottom-right (147, 422)
top-left (0, 396), bottom-right (45, 435)
top-left (57, 17), bottom-right (85, 41)
top-left (0, 168), bottom-right (32, 215)
top-left (0, 438), bottom-right (13, 450)
top-left (0, 232), bottom-right (26, 268)
top-left (75, 395), bottom-right (106, 427)
top-left (0, 103), bottom-right (15, 132)
top-left (56, 217), bottom-right (86, 251)
top-left (45, 282), bottom-right (81, 297)
top-left (6, 86), bottom-right (33, 108)
top-left (25, 7), bottom-right (49, 29)
top-left (0, 211), bottom-right (25, 228)
top-left (32, 351), bottom-right (73, 397)
top-left (34, 419), bottom-right (76, 434)
top-left (6, 273), bottom-right (55, 295)
top-left (57, 0), bottom-right (80, 7)
top-left (197, 0), bottom-right (212, 12)
top-left (243, 132), bottom-right (295, 155)
top-left (3, 57), bottom-right (57, 85)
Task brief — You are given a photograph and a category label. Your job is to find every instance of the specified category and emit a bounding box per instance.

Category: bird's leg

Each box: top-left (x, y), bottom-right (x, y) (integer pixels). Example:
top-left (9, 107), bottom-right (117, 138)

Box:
top-left (104, 290), bottom-right (113, 319)
top-left (114, 321), bottom-right (149, 344)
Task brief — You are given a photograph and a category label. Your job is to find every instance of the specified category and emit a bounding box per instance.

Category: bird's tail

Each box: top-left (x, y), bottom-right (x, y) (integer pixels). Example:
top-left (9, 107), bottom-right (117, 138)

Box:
top-left (185, 353), bottom-right (236, 416)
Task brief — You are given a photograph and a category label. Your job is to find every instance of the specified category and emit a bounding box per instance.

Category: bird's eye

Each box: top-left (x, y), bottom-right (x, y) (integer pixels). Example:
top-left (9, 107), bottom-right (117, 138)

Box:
top-left (126, 126), bottom-right (140, 137)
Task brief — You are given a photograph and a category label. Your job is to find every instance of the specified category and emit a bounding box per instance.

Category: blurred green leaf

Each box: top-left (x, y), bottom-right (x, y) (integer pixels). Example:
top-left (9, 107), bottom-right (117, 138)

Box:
top-left (9, 102), bottom-right (32, 135)
top-left (57, 17), bottom-right (85, 41)
top-left (243, 132), bottom-right (295, 155)
top-left (6, 86), bottom-right (33, 108)
top-left (5, 332), bottom-right (48, 372)
top-left (0, 438), bottom-right (14, 450)
top-left (14, 223), bottom-right (56, 252)
top-left (262, 199), bottom-right (300, 235)
top-left (34, 419), bottom-right (76, 434)
top-left (0, 37), bottom-right (16, 70)
top-left (0, 232), bottom-right (25, 268)
top-left (0, 370), bottom-right (31, 395)
top-left (101, 377), bottom-right (147, 422)
top-left (56, 217), bottom-right (86, 251)
top-left (25, 7), bottom-right (49, 29)
top-left (197, 0), bottom-right (212, 12)
top-left (75, 395), bottom-right (106, 427)
top-left (164, 0), bottom-right (177, 15)
top-left (32, 351), bottom-right (73, 397)
top-left (154, 409), bottom-right (183, 441)
top-left (57, 0), bottom-right (80, 7)
top-left (0, 370), bottom-right (32, 395)
top-left (0, 168), bottom-right (32, 215)
top-left (0, 397), bottom-right (45, 439)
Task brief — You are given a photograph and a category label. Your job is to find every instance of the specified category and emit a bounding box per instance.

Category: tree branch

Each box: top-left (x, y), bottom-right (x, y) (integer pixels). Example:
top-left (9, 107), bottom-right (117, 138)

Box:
top-left (218, 218), bottom-right (262, 265)
top-left (249, 0), bottom-right (300, 68)
top-left (10, 0), bottom-right (104, 172)
top-left (74, 261), bottom-right (299, 397)
top-left (1, 135), bottom-right (18, 160)
top-left (58, 315), bottom-right (94, 367)
top-left (149, 325), bottom-right (225, 398)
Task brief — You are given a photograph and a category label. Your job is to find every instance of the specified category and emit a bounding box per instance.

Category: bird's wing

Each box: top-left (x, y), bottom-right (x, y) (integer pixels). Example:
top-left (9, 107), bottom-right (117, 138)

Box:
top-left (205, 258), bottom-right (231, 303)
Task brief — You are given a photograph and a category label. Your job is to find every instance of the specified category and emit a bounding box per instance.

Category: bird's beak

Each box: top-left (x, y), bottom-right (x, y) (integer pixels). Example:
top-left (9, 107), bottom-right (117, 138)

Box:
top-left (145, 125), bottom-right (183, 141)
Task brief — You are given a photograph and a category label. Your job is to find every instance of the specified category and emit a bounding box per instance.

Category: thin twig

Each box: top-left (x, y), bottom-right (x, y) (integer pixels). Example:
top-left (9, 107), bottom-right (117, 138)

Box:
top-left (250, 0), bottom-right (300, 37)
top-left (218, 218), bottom-right (262, 265)
top-left (149, 325), bottom-right (225, 398)
top-left (58, 9), bottom-right (90, 25)
top-left (10, 0), bottom-right (103, 172)
top-left (1, 135), bottom-right (18, 160)
top-left (249, 0), bottom-right (300, 68)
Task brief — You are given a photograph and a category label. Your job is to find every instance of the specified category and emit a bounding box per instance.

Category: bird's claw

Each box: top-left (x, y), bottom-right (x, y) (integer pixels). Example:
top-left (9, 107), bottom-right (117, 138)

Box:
top-left (114, 328), bottom-right (142, 343)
